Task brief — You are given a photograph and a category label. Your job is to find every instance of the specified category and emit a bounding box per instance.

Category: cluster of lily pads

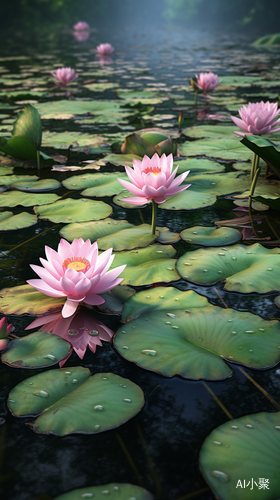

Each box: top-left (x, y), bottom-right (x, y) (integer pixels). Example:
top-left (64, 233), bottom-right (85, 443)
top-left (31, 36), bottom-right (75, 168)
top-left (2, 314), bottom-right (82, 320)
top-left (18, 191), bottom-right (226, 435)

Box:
top-left (1, 37), bottom-right (280, 500)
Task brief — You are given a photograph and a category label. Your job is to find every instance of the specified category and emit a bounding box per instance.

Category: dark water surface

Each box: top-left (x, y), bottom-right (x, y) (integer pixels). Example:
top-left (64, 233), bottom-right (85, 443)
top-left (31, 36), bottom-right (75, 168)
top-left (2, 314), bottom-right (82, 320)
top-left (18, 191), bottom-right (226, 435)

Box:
top-left (0, 23), bottom-right (280, 500)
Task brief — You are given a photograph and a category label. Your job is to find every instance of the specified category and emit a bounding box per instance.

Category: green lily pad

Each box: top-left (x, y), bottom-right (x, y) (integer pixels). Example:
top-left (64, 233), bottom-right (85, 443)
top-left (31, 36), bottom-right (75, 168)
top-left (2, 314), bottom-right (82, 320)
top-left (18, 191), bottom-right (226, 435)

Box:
top-left (10, 178), bottom-right (61, 192)
top-left (0, 136), bottom-right (54, 163)
top-left (179, 137), bottom-right (253, 161)
top-left (62, 172), bottom-right (127, 197)
top-left (8, 369), bottom-right (144, 435)
top-left (60, 218), bottom-right (134, 242)
top-left (251, 195), bottom-right (280, 210)
top-left (55, 483), bottom-right (153, 500)
top-left (176, 158), bottom-right (225, 175)
top-left (84, 82), bottom-right (119, 92)
top-left (103, 153), bottom-right (142, 167)
top-left (218, 75), bottom-right (264, 87)
top-left (110, 244), bottom-right (178, 286)
top-left (0, 211), bottom-right (37, 230)
top-left (253, 33), bottom-right (280, 45)
top-left (1, 331), bottom-right (71, 368)
top-left (36, 100), bottom-right (130, 120)
top-left (42, 131), bottom-right (109, 153)
top-left (183, 125), bottom-right (237, 140)
top-left (34, 198), bottom-right (112, 223)
top-left (117, 89), bottom-right (164, 104)
top-left (177, 243), bottom-right (280, 293)
top-left (200, 411), bottom-right (280, 500)
top-left (0, 191), bottom-right (60, 207)
top-left (98, 285), bottom-right (136, 315)
top-left (12, 104), bottom-right (42, 149)
top-left (115, 294), bottom-right (280, 379)
top-left (0, 284), bottom-right (65, 315)
top-left (0, 174), bottom-right (38, 186)
top-left (113, 189), bottom-right (149, 209)
top-left (0, 166), bottom-right (13, 175)
top-left (230, 177), bottom-right (280, 200)
top-left (180, 226), bottom-right (241, 246)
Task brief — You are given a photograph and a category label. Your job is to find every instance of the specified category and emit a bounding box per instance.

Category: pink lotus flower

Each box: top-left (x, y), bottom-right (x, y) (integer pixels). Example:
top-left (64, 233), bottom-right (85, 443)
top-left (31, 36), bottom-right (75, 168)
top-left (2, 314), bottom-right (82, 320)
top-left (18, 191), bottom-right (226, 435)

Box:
top-left (51, 67), bottom-right (78, 87)
top-left (0, 317), bottom-right (13, 351)
top-left (27, 238), bottom-right (126, 319)
top-left (26, 310), bottom-right (114, 365)
top-left (117, 153), bottom-right (190, 205)
top-left (73, 21), bottom-right (90, 31)
top-left (231, 101), bottom-right (280, 137)
top-left (196, 72), bottom-right (219, 91)
top-left (96, 43), bottom-right (114, 55)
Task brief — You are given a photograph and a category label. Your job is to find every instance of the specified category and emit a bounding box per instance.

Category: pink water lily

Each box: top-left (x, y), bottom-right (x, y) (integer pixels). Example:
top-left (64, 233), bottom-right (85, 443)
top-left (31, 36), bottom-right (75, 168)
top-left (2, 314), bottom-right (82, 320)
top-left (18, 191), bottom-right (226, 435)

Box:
top-left (27, 238), bottom-right (126, 319)
top-left (196, 72), bottom-right (219, 91)
top-left (96, 43), bottom-right (114, 55)
top-left (117, 153), bottom-right (190, 205)
top-left (231, 101), bottom-right (280, 137)
top-left (26, 310), bottom-right (114, 365)
top-left (51, 67), bottom-right (78, 86)
top-left (73, 21), bottom-right (90, 31)
top-left (0, 317), bottom-right (13, 351)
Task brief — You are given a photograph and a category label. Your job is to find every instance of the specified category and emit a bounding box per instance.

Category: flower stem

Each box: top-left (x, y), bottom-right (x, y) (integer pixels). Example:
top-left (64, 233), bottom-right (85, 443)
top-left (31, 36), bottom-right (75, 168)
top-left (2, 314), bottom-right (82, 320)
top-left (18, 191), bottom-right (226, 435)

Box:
top-left (194, 89), bottom-right (198, 107)
top-left (37, 150), bottom-right (40, 173)
top-left (151, 200), bottom-right (157, 235)
top-left (248, 166), bottom-right (261, 215)
top-left (250, 152), bottom-right (259, 182)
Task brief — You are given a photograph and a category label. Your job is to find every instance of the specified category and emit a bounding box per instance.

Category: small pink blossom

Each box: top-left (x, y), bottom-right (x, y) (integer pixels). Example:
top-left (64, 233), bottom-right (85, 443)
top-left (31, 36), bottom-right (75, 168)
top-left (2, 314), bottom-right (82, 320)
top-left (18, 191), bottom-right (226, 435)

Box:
top-left (196, 72), bottom-right (219, 91)
top-left (0, 317), bottom-right (13, 351)
top-left (231, 101), bottom-right (280, 137)
top-left (26, 310), bottom-right (114, 365)
top-left (96, 43), bottom-right (114, 55)
top-left (73, 21), bottom-right (90, 31)
top-left (51, 67), bottom-right (78, 87)
top-left (117, 153), bottom-right (190, 205)
top-left (27, 238), bottom-right (126, 319)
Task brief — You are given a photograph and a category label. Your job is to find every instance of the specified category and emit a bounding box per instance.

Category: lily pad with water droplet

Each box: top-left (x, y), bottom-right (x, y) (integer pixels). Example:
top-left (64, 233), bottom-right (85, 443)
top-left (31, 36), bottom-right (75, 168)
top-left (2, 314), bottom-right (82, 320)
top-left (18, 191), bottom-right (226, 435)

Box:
top-left (177, 243), bottom-right (280, 293)
top-left (110, 244), bottom-right (178, 286)
top-left (115, 299), bottom-right (280, 379)
top-left (0, 191), bottom-right (60, 207)
top-left (34, 198), bottom-right (112, 223)
top-left (10, 178), bottom-right (61, 192)
top-left (54, 483), bottom-right (153, 500)
top-left (0, 284), bottom-right (65, 315)
top-left (62, 172), bottom-right (127, 197)
top-left (180, 226), bottom-right (241, 246)
top-left (200, 411), bottom-right (280, 500)
top-left (8, 369), bottom-right (144, 435)
top-left (1, 330), bottom-right (71, 368)
top-left (0, 211), bottom-right (37, 230)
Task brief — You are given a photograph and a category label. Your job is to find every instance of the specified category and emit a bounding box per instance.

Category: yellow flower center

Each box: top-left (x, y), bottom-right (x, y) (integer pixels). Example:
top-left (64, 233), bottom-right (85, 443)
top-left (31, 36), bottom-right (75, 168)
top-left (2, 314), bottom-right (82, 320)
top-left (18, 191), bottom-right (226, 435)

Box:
top-left (63, 257), bottom-right (90, 272)
top-left (142, 166), bottom-right (161, 176)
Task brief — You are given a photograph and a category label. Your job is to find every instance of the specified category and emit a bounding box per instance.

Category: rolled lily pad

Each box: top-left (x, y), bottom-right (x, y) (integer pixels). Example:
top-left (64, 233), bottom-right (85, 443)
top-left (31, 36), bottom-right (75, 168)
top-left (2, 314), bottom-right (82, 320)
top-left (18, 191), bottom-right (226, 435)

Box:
top-left (10, 178), bottom-right (61, 192)
top-left (0, 284), bottom-right (65, 315)
top-left (0, 191), bottom-right (60, 207)
top-left (177, 243), bottom-right (280, 293)
top-left (55, 483), bottom-right (153, 500)
top-left (62, 172), bottom-right (127, 197)
top-left (115, 292), bottom-right (280, 380)
top-left (1, 331), bottom-right (71, 368)
top-left (0, 211), bottom-right (37, 230)
top-left (8, 369), bottom-right (144, 435)
top-left (0, 136), bottom-right (54, 163)
top-left (200, 411), bottom-right (280, 500)
top-left (12, 104), bottom-right (42, 149)
top-left (180, 226), bottom-right (241, 246)
top-left (110, 244), bottom-right (178, 286)
top-left (34, 198), bottom-right (112, 223)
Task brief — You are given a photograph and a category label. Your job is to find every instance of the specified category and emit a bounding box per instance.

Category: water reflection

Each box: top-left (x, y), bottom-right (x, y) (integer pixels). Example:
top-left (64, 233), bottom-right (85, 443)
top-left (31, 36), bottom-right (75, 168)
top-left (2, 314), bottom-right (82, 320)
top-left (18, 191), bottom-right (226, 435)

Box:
top-left (73, 31), bottom-right (90, 42)
top-left (26, 310), bottom-right (114, 363)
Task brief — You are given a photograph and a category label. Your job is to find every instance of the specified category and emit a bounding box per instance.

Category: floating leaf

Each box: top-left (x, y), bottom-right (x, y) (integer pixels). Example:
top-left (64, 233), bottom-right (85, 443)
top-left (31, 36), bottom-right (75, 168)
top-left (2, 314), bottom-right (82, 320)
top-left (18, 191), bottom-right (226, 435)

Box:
top-left (0, 174), bottom-right (38, 186)
top-left (2, 331), bottom-right (71, 368)
top-left (179, 137), bottom-right (252, 161)
top-left (0, 211), bottom-right (37, 230)
top-left (241, 134), bottom-right (280, 178)
top-left (0, 191), bottom-right (60, 207)
top-left (62, 172), bottom-right (127, 197)
top-left (12, 104), bottom-right (42, 149)
top-left (103, 153), bottom-right (142, 167)
top-left (200, 411), bottom-right (280, 499)
top-left (36, 100), bottom-right (131, 119)
top-left (110, 244), bottom-right (178, 286)
top-left (8, 369), bottom-right (144, 435)
top-left (253, 33), bottom-right (280, 45)
top-left (180, 226), bottom-right (241, 246)
top-left (60, 218), bottom-right (133, 242)
top-left (176, 158), bottom-right (225, 175)
top-left (115, 289), bottom-right (280, 380)
top-left (177, 243), bottom-right (280, 293)
top-left (0, 284), bottom-right (64, 315)
top-left (183, 125), bottom-right (237, 140)
top-left (55, 483), bottom-right (153, 500)
top-left (10, 178), bottom-right (61, 192)
top-left (98, 285), bottom-right (135, 314)
top-left (34, 198), bottom-right (112, 223)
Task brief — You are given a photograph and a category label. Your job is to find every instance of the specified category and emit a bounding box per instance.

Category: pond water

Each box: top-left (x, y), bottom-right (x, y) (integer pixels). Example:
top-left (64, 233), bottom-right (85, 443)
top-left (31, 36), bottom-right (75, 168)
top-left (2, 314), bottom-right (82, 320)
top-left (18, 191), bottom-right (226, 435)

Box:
top-left (1, 23), bottom-right (280, 500)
